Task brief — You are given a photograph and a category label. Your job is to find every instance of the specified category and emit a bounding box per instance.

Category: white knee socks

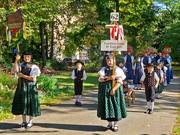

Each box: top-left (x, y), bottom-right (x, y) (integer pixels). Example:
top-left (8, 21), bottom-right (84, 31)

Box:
top-left (22, 115), bottom-right (26, 122)
top-left (151, 102), bottom-right (154, 111)
top-left (75, 95), bottom-right (82, 102)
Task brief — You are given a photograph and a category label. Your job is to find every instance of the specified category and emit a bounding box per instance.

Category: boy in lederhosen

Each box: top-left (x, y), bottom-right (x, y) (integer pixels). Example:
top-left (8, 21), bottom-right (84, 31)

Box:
top-left (140, 63), bottom-right (159, 114)
top-left (71, 60), bottom-right (87, 106)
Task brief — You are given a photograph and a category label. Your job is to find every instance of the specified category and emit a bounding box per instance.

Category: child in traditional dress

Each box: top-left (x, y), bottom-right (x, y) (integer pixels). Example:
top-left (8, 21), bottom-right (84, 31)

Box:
top-left (124, 50), bottom-right (134, 81)
top-left (154, 62), bottom-right (165, 99)
top-left (140, 64), bottom-right (159, 114)
top-left (117, 61), bottom-right (127, 75)
top-left (158, 51), bottom-right (171, 84)
top-left (12, 52), bottom-right (41, 128)
top-left (165, 53), bottom-right (173, 80)
top-left (71, 60), bottom-right (87, 106)
top-left (97, 55), bottom-right (127, 132)
top-left (141, 51), bottom-right (151, 68)
top-left (133, 56), bottom-right (143, 89)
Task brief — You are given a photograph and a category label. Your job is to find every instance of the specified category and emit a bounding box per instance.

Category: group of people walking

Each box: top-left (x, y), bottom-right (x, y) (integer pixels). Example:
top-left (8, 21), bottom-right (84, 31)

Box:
top-left (11, 49), bottom-right (173, 132)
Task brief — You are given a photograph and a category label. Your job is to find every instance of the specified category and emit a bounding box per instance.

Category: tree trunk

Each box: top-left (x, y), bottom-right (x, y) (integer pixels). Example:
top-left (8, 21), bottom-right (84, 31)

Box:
top-left (45, 24), bottom-right (48, 59)
top-left (50, 21), bottom-right (54, 58)
top-left (39, 21), bottom-right (46, 67)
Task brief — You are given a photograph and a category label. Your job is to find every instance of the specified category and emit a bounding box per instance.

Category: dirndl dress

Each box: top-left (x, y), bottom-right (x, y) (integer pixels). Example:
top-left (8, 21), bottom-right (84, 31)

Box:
top-left (12, 63), bottom-right (41, 117)
top-left (97, 81), bottom-right (127, 121)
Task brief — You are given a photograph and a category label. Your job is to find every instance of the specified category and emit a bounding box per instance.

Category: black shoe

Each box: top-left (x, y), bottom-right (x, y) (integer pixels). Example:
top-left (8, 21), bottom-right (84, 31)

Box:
top-left (148, 109), bottom-right (153, 114)
top-left (75, 101), bottom-right (78, 106)
top-left (107, 124), bottom-right (112, 129)
top-left (144, 109), bottom-right (150, 114)
top-left (77, 102), bottom-right (82, 106)
top-left (20, 122), bottom-right (27, 128)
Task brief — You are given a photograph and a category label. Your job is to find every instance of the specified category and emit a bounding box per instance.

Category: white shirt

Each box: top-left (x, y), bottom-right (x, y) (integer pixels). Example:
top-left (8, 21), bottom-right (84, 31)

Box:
top-left (98, 66), bottom-right (126, 84)
top-left (30, 65), bottom-right (41, 82)
top-left (119, 66), bottom-right (127, 74)
top-left (71, 69), bottom-right (87, 80)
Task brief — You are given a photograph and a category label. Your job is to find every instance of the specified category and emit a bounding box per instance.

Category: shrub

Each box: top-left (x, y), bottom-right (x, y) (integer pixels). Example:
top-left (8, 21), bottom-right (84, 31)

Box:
top-left (37, 75), bottom-right (60, 97)
top-left (0, 71), bottom-right (17, 89)
top-left (85, 62), bottom-right (100, 72)
top-left (45, 59), bottom-right (67, 70)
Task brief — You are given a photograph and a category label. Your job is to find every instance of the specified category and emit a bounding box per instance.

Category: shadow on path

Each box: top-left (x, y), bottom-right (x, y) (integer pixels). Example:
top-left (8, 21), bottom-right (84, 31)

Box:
top-left (35, 123), bottom-right (106, 132)
top-left (0, 122), bottom-right (107, 133)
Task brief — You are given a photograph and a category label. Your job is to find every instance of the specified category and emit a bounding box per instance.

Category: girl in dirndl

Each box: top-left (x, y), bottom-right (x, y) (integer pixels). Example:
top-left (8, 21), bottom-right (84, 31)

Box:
top-left (97, 54), bottom-right (127, 132)
top-left (154, 62), bottom-right (165, 99)
top-left (12, 52), bottom-right (41, 128)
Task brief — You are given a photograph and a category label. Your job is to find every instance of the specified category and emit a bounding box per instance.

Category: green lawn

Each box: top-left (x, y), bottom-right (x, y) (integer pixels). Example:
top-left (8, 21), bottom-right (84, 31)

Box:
top-left (0, 71), bottom-right (98, 121)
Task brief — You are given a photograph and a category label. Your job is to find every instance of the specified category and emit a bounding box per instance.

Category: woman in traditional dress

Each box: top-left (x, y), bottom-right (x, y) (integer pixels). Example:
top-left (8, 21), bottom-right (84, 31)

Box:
top-left (141, 51), bottom-right (151, 68)
top-left (97, 54), bottom-right (127, 132)
top-left (12, 52), bottom-right (41, 128)
top-left (158, 51), bottom-right (171, 84)
top-left (133, 56), bottom-right (143, 89)
top-left (124, 50), bottom-right (134, 80)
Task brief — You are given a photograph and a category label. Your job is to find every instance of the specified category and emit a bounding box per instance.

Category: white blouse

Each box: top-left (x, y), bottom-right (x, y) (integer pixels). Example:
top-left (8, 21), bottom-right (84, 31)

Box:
top-left (30, 65), bottom-right (41, 82)
top-left (98, 66), bottom-right (126, 84)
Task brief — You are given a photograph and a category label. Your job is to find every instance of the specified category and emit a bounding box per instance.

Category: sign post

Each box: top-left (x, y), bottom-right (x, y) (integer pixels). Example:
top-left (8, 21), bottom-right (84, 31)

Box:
top-left (101, 12), bottom-right (127, 87)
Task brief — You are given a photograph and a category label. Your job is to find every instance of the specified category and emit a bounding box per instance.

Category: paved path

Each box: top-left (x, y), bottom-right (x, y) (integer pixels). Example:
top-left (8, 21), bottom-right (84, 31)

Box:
top-left (0, 77), bottom-right (179, 135)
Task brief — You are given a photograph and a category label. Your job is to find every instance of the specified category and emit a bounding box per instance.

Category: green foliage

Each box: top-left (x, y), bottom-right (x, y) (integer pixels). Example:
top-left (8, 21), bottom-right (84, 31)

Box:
top-left (0, 72), bottom-right (16, 121)
top-left (37, 75), bottom-right (59, 97)
top-left (45, 59), bottom-right (67, 70)
top-left (0, 72), bottom-right (16, 89)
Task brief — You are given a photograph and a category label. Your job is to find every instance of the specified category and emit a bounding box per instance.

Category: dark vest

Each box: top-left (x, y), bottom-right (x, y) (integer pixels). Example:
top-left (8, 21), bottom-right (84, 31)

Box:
top-left (74, 69), bottom-right (84, 80)
top-left (143, 56), bottom-right (149, 66)
top-left (104, 66), bottom-right (113, 76)
top-left (21, 63), bottom-right (33, 82)
top-left (144, 69), bottom-right (155, 87)
top-left (160, 57), bottom-right (168, 66)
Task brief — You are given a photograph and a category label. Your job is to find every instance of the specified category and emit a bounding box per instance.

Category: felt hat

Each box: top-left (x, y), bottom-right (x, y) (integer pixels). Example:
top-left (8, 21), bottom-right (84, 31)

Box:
top-left (23, 51), bottom-right (32, 56)
top-left (74, 60), bottom-right (84, 65)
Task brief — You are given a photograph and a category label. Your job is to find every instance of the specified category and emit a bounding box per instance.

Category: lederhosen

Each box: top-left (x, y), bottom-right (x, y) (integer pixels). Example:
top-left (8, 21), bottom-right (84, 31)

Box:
top-left (144, 69), bottom-right (156, 102)
top-left (74, 69), bottom-right (84, 95)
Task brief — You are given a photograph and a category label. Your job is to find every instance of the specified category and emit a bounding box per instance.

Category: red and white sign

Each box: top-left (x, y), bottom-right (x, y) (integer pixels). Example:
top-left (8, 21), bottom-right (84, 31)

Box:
top-left (110, 25), bottom-right (124, 40)
top-left (101, 40), bottom-right (127, 51)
